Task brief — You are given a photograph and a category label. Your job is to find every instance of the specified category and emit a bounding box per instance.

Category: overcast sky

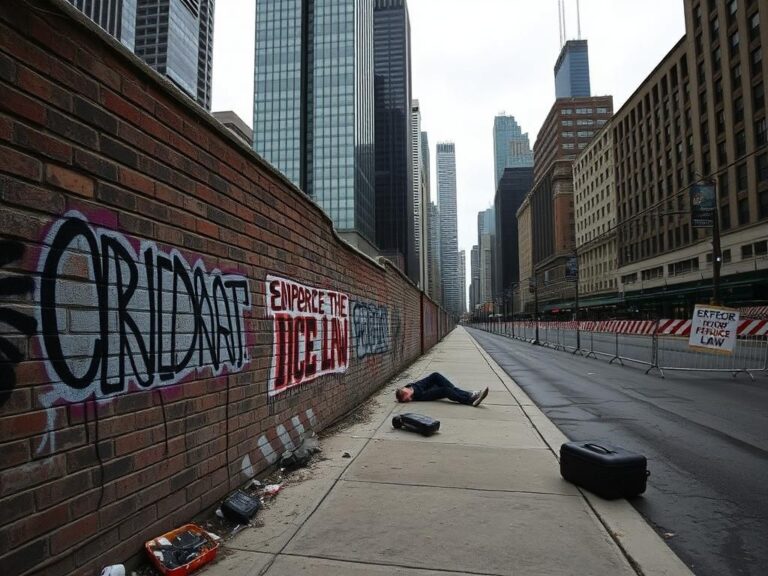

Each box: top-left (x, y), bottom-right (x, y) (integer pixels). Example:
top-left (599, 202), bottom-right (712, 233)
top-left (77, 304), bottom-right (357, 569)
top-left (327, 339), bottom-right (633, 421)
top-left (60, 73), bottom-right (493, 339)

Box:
top-left (211, 0), bottom-right (686, 290)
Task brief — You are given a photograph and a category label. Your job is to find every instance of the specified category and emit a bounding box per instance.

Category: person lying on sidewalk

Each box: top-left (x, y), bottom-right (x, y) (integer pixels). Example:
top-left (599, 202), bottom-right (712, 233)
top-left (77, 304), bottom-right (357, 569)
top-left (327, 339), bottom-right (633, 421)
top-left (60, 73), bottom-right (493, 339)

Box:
top-left (395, 372), bottom-right (489, 407)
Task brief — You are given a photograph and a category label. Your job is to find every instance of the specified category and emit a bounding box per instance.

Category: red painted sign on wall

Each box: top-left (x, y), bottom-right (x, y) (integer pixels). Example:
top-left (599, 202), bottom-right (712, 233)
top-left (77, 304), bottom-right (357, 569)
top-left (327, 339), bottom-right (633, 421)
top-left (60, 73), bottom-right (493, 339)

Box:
top-left (266, 275), bottom-right (349, 395)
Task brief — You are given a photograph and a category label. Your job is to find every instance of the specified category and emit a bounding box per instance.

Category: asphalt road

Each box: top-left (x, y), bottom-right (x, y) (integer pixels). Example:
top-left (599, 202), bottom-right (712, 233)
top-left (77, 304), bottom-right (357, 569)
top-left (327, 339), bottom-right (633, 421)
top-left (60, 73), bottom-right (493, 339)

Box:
top-left (467, 327), bottom-right (768, 576)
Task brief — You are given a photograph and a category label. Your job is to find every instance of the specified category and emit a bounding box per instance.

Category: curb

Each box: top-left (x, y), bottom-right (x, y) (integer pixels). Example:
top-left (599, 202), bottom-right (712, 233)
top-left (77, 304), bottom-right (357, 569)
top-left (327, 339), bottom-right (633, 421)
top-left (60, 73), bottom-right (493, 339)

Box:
top-left (466, 329), bottom-right (694, 576)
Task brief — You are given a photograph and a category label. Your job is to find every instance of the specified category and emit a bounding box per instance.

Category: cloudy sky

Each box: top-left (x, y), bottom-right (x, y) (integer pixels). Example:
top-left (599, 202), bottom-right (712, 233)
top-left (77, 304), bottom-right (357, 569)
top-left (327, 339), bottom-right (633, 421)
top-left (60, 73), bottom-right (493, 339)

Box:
top-left (211, 0), bottom-right (686, 290)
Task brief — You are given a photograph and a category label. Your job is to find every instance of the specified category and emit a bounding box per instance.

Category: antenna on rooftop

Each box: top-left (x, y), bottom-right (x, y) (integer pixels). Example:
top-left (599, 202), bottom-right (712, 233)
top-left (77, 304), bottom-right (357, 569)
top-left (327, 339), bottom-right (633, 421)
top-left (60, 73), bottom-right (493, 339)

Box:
top-left (557, 0), bottom-right (564, 48)
top-left (577, 0), bottom-right (582, 39)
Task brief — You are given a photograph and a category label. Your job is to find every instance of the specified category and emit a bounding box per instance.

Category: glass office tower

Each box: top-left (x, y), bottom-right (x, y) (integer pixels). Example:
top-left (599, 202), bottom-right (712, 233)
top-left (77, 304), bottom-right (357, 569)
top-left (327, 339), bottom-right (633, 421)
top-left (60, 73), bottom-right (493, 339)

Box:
top-left (67, 0), bottom-right (137, 50)
top-left (254, 0), bottom-right (376, 248)
top-left (554, 39), bottom-right (591, 98)
top-left (437, 142), bottom-right (459, 314)
top-left (373, 0), bottom-right (413, 280)
top-left (493, 115), bottom-right (533, 189)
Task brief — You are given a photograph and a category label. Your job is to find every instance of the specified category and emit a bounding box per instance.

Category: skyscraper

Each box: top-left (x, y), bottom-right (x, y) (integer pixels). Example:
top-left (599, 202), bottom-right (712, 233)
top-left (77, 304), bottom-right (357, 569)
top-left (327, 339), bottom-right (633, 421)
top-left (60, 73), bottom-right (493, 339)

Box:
top-left (411, 102), bottom-right (429, 289)
top-left (67, 0), bottom-right (137, 50)
top-left (493, 115), bottom-right (533, 188)
top-left (427, 201), bottom-right (441, 304)
top-left (66, 0), bottom-right (214, 110)
top-left (458, 250), bottom-right (466, 315)
top-left (135, 0), bottom-right (214, 109)
top-left (470, 244), bottom-right (480, 312)
top-left (478, 208), bottom-right (495, 306)
top-left (554, 39), bottom-right (591, 99)
top-left (253, 0), bottom-right (377, 255)
top-left (494, 167), bottom-right (533, 296)
top-left (437, 142), bottom-right (459, 315)
top-left (374, 0), bottom-right (414, 279)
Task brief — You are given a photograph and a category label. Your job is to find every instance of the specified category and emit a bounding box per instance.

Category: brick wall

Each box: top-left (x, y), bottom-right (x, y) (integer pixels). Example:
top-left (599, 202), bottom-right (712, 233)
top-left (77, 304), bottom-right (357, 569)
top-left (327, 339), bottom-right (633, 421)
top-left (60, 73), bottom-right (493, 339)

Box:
top-left (0, 2), bottom-right (453, 574)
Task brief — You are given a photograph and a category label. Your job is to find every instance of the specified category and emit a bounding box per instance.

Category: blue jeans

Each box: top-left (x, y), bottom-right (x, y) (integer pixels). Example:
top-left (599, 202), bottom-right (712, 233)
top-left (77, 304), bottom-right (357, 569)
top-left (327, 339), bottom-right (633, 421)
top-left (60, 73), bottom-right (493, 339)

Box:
top-left (408, 372), bottom-right (474, 405)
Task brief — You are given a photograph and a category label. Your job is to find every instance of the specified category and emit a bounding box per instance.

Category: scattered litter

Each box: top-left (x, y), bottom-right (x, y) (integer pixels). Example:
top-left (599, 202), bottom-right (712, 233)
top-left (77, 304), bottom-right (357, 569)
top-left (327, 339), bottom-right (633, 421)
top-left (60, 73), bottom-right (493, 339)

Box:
top-left (221, 490), bottom-right (262, 524)
top-left (215, 508), bottom-right (224, 519)
top-left (145, 523), bottom-right (219, 575)
top-left (280, 435), bottom-right (321, 469)
top-left (342, 451), bottom-right (351, 458)
top-left (663, 532), bottom-right (676, 539)
top-left (248, 479), bottom-right (263, 489)
top-left (262, 484), bottom-right (283, 498)
top-left (100, 565), bottom-right (125, 576)
top-left (230, 524), bottom-right (246, 537)
top-left (206, 532), bottom-right (221, 542)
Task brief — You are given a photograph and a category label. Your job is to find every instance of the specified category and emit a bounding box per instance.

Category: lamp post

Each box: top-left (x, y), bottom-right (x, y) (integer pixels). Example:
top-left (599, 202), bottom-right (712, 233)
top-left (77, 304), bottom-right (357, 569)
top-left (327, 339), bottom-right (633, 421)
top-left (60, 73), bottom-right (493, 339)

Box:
top-left (530, 276), bottom-right (540, 345)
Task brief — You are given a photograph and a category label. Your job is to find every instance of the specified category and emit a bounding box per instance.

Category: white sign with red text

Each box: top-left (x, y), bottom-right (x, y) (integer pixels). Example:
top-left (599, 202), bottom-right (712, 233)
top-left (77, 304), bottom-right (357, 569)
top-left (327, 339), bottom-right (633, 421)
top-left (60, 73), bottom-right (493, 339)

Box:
top-left (266, 275), bottom-right (349, 395)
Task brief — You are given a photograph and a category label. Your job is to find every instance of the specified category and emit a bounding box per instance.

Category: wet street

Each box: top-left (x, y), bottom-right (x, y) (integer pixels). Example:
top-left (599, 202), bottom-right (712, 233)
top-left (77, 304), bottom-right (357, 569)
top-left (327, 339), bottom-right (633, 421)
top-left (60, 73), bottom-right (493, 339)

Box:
top-left (469, 327), bottom-right (768, 576)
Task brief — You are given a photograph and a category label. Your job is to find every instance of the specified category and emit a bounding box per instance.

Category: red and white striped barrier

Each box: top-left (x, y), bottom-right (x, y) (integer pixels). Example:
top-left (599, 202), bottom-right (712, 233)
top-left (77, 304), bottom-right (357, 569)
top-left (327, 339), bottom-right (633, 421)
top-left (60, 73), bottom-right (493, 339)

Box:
top-left (504, 318), bottom-right (768, 337)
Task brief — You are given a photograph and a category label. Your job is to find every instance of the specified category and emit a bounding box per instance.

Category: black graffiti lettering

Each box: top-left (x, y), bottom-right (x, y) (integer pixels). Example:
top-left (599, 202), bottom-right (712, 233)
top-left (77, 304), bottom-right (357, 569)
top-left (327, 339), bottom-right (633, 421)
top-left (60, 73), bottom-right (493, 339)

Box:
top-left (38, 215), bottom-right (251, 400)
top-left (351, 301), bottom-right (390, 358)
top-left (41, 219), bottom-right (104, 390)
top-left (172, 255), bottom-right (198, 376)
top-left (0, 239), bottom-right (38, 407)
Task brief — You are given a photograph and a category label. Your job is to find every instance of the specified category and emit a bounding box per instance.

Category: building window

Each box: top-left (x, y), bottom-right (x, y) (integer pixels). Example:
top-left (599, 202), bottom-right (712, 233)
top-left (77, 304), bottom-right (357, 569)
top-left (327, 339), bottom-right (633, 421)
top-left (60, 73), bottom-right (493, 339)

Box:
top-left (728, 0), bottom-right (738, 16)
top-left (719, 172), bottom-right (730, 197)
top-left (756, 118), bottom-right (767, 146)
top-left (734, 96), bottom-right (744, 122)
top-left (754, 82), bottom-right (765, 111)
top-left (756, 240), bottom-right (768, 256)
top-left (742, 243), bottom-right (753, 258)
top-left (737, 162), bottom-right (748, 189)
top-left (732, 63), bottom-right (742, 90)
top-left (751, 11), bottom-right (760, 40)
top-left (752, 47), bottom-right (763, 75)
top-left (759, 190), bottom-right (768, 219)
top-left (758, 153), bottom-right (768, 181)
top-left (736, 129), bottom-right (747, 155)
top-left (561, 109), bottom-right (573, 115)
top-left (721, 204), bottom-right (731, 230)
top-left (738, 197), bottom-right (750, 224)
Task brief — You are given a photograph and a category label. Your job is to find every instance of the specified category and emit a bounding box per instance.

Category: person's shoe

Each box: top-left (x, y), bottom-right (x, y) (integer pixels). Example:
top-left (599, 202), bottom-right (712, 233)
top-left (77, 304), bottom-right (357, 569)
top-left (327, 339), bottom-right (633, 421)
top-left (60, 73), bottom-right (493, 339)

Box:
top-left (472, 387), bottom-right (489, 407)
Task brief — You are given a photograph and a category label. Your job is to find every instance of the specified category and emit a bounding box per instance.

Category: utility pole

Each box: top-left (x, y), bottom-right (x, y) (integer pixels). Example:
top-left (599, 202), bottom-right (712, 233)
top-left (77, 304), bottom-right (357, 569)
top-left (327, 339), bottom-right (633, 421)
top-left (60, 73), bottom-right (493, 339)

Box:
top-left (711, 199), bottom-right (722, 305)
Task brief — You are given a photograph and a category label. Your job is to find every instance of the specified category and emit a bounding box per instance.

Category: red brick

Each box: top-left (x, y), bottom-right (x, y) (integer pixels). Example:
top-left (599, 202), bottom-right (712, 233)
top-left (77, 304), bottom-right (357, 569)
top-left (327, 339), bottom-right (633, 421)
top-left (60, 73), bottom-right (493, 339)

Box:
top-left (121, 79), bottom-right (155, 113)
top-left (16, 65), bottom-right (72, 111)
top-left (0, 21), bottom-right (51, 75)
top-left (0, 501), bottom-right (68, 556)
top-left (75, 49), bottom-right (121, 90)
top-left (0, 407), bottom-right (66, 443)
top-left (119, 166), bottom-right (154, 195)
top-left (33, 468), bottom-right (92, 509)
top-left (49, 512), bottom-right (98, 556)
top-left (102, 89), bottom-right (143, 125)
top-left (0, 143), bottom-right (42, 180)
top-left (45, 164), bottom-right (94, 197)
top-left (13, 122), bottom-right (72, 162)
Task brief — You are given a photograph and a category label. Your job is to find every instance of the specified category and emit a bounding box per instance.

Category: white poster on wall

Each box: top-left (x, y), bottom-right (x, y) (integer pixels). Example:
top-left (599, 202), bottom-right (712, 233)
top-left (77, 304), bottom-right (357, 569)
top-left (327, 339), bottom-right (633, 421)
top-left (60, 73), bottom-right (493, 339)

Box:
top-left (688, 305), bottom-right (740, 354)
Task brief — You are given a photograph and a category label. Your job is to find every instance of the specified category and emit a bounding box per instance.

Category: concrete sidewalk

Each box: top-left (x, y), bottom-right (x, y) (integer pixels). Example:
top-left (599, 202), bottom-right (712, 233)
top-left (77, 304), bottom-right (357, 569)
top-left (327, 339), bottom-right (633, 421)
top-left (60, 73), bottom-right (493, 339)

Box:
top-left (206, 326), bottom-right (693, 576)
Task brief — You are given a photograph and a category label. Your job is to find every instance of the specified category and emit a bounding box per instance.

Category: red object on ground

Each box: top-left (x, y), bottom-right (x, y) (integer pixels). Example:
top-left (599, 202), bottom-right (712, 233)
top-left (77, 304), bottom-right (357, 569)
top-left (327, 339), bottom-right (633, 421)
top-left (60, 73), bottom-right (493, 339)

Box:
top-left (145, 524), bottom-right (219, 576)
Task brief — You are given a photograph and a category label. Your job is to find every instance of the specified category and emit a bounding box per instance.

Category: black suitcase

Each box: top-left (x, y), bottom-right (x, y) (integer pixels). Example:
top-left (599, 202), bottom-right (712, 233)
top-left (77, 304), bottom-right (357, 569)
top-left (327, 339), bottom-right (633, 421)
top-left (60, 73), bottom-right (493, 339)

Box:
top-left (560, 441), bottom-right (649, 499)
top-left (221, 489), bottom-right (262, 524)
top-left (392, 413), bottom-right (440, 436)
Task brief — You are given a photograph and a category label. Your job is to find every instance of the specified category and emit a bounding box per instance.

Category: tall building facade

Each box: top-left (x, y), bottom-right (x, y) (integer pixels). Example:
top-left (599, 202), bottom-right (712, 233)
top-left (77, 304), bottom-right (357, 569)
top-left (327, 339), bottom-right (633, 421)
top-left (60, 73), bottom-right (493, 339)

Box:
top-left (67, 0), bottom-right (137, 50)
top-left (66, 0), bottom-right (213, 109)
top-left (134, 0), bottom-right (214, 109)
top-left (554, 39), bottom-right (591, 98)
top-left (411, 101), bottom-right (428, 288)
top-left (493, 115), bottom-right (534, 188)
top-left (458, 250), bottom-right (466, 314)
top-left (495, 167), bottom-right (534, 297)
top-left (253, 0), bottom-right (377, 255)
top-left (478, 207), bottom-right (495, 305)
top-left (374, 0), bottom-right (414, 279)
top-left (470, 244), bottom-right (480, 312)
top-left (437, 142), bottom-right (460, 314)
top-left (604, 0), bottom-right (768, 315)
top-left (427, 201), bottom-right (442, 303)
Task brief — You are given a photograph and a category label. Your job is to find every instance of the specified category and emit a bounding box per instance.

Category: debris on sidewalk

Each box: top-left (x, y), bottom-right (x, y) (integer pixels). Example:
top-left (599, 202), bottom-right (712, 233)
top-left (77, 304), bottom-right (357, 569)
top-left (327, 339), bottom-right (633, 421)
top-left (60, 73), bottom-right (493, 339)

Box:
top-left (100, 565), bottom-right (125, 576)
top-left (280, 434), bottom-right (320, 469)
top-left (144, 523), bottom-right (219, 575)
top-left (392, 413), bottom-right (441, 437)
top-left (663, 532), bottom-right (676, 539)
top-left (220, 490), bottom-right (262, 524)
top-left (262, 483), bottom-right (283, 498)
top-left (342, 451), bottom-right (351, 458)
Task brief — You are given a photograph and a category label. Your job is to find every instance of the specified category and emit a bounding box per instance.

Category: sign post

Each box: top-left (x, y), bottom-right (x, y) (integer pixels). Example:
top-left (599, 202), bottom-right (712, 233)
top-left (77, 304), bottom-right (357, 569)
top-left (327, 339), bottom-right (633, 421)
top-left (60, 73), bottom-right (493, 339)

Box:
top-left (688, 304), bottom-right (739, 354)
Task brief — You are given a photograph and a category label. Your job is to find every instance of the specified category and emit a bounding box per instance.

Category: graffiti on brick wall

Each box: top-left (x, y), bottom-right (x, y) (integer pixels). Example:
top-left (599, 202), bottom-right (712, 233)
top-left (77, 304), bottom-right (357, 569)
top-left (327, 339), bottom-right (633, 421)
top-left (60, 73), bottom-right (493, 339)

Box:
top-left (0, 239), bottom-right (38, 408)
top-left (35, 211), bottom-right (251, 444)
top-left (351, 300), bottom-right (389, 358)
top-left (391, 306), bottom-right (404, 362)
top-left (241, 408), bottom-right (319, 477)
top-left (266, 274), bottom-right (348, 396)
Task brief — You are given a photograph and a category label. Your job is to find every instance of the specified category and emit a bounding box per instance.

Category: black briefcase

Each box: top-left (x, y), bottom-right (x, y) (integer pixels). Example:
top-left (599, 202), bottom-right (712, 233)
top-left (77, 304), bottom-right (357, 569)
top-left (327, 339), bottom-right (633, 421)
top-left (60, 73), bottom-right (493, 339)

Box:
top-left (560, 441), bottom-right (649, 499)
top-left (392, 413), bottom-right (440, 436)
top-left (221, 490), bottom-right (262, 524)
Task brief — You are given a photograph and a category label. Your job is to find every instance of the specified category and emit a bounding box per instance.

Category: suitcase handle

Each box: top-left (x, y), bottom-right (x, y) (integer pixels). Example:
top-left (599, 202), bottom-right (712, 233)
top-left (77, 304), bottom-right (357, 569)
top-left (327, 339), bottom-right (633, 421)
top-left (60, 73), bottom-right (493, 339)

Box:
top-left (583, 443), bottom-right (613, 454)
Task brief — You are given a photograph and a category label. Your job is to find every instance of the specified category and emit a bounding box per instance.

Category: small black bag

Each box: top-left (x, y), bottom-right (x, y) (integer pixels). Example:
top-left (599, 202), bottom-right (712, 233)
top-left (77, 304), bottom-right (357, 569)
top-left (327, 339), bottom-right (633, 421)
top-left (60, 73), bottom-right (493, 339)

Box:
top-left (392, 413), bottom-right (440, 437)
top-left (560, 441), bottom-right (649, 499)
top-left (221, 490), bottom-right (262, 524)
